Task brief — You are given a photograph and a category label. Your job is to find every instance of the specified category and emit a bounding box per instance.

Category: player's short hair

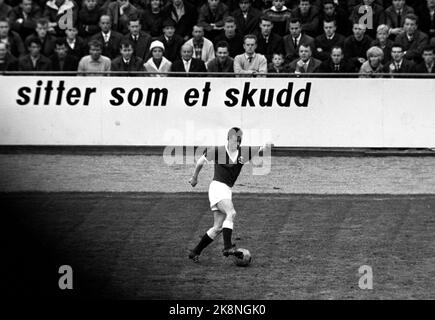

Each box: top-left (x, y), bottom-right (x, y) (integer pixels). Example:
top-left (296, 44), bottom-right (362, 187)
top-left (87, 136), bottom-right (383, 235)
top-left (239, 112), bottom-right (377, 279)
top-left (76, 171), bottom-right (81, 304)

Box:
top-left (243, 34), bottom-right (257, 44)
top-left (404, 13), bottom-right (418, 24)
top-left (228, 127), bottom-right (243, 144)
top-left (215, 41), bottom-right (229, 51)
top-left (391, 43), bottom-right (404, 52)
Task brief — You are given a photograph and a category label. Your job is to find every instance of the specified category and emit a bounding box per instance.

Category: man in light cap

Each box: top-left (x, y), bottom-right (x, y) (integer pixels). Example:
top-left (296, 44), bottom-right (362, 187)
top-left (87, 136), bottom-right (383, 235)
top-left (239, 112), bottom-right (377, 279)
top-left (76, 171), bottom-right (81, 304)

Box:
top-left (144, 40), bottom-right (172, 74)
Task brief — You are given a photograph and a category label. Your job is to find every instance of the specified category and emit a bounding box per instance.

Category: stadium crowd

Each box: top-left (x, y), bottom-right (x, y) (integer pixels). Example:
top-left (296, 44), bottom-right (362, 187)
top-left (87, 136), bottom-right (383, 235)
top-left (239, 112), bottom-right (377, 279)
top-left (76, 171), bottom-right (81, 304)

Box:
top-left (0, 0), bottom-right (434, 76)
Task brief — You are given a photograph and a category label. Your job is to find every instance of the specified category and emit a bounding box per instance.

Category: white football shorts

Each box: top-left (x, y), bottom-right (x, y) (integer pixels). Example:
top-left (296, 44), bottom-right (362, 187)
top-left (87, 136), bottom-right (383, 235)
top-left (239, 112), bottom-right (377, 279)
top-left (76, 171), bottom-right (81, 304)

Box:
top-left (208, 180), bottom-right (232, 211)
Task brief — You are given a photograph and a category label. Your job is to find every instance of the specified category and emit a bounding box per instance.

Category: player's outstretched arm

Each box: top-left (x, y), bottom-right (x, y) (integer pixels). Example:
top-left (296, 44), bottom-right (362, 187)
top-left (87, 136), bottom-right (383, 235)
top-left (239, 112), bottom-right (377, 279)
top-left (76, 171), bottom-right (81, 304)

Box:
top-left (189, 154), bottom-right (208, 187)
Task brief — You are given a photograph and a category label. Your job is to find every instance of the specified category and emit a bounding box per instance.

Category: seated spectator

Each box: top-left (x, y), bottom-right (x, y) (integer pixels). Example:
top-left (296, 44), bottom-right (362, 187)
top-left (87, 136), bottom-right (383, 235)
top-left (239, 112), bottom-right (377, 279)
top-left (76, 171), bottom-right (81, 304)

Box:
top-left (349, 0), bottom-right (384, 39)
top-left (141, 0), bottom-right (166, 37)
top-left (184, 25), bottom-right (215, 65)
top-left (233, 34), bottom-right (267, 74)
top-left (383, 42), bottom-right (415, 74)
top-left (9, 0), bottom-right (42, 40)
top-left (415, 0), bottom-right (435, 39)
top-left (316, 45), bottom-right (355, 73)
top-left (283, 17), bottom-right (314, 62)
top-left (198, 0), bottom-right (229, 40)
top-left (24, 18), bottom-right (56, 57)
top-left (0, 42), bottom-right (18, 71)
top-left (77, 39), bottom-right (111, 74)
top-left (0, 17), bottom-right (25, 58)
top-left (122, 16), bottom-right (152, 61)
top-left (314, 19), bottom-right (345, 61)
top-left (144, 40), bottom-right (172, 75)
top-left (254, 16), bottom-right (284, 62)
top-left (288, 43), bottom-right (321, 73)
top-left (343, 23), bottom-right (373, 71)
top-left (384, 0), bottom-right (414, 40)
top-left (91, 15), bottom-right (123, 59)
top-left (263, 0), bottom-right (292, 36)
top-left (49, 37), bottom-right (79, 71)
top-left (111, 39), bottom-right (144, 73)
top-left (231, 0), bottom-right (261, 36)
top-left (267, 52), bottom-right (289, 73)
top-left (155, 18), bottom-right (184, 63)
top-left (107, 0), bottom-right (139, 35)
top-left (64, 25), bottom-right (87, 59)
top-left (414, 45), bottom-right (435, 73)
top-left (43, 0), bottom-right (78, 37)
top-left (206, 40), bottom-right (234, 72)
top-left (170, 43), bottom-right (207, 73)
top-left (371, 24), bottom-right (393, 64)
top-left (164, 0), bottom-right (197, 41)
top-left (291, 0), bottom-right (320, 37)
top-left (318, 0), bottom-right (350, 36)
top-left (359, 46), bottom-right (384, 77)
top-left (395, 13), bottom-right (429, 63)
top-left (18, 36), bottom-right (52, 71)
top-left (213, 16), bottom-right (244, 57)
top-left (78, 0), bottom-right (103, 39)
top-left (0, 0), bottom-right (12, 20)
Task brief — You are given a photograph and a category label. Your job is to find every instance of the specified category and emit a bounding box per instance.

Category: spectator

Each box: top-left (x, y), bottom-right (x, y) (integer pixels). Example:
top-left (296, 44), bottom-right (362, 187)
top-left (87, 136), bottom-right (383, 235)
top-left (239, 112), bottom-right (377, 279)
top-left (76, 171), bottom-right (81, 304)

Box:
top-left (343, 23), bottom-right (373, 71)
top-left (107, 0), bottom-right (139, 35)
top-left (317, 45), bottom-right (355, 73)
top-left (198, 0), bottom-right (229, 40)
top-left (349, 0), bottom-right (384, 39)
top-left (25, 18), bottom-right (56, 57)
top-left (233, 34), bottom-right (267, 74)
top-left (206, 40), bottom-right (234, 72)
top-left (318, 0), bottom-right (350, 36)
top-left (371, 24), bottom-right (393, 64)
top-left (283, 17), bottom-right (314, 62)
top-left (64, 25), bottom-right (87, 59)
top-left (111, 39), bottom-right (144, 73)
top-left (288, 43), bottom-right (321, 73)
top-left (155, 18), bottom-right (184, 63)
top-left (141, 0), bottom-right (166, 37)
top-left (231, 0), bottom-right (261, 36)
top-left (77, 39), bottom-right (111, 74)
top-left (165, 0), bottom-right (197, 41)
top-left (0, 42), bottom-right (18, 70)
top-left (184, 25), bottom-right (215, 65)
top-left (415, 0), bottom-right (435, 39)
top-left (314, 19), bottom-right (345, 61)
top-left (9, 0), bottom-right (42, 40)
top-left (213, 16), bottom-right (244, 57)
top-left (395, 13), bottom-right (429, 63)
top-left (122, 16), bottom-right (152, 61)
top-left (263, 0), bottom-right (292, 36)
top-left (359, 45), bottom-right (384, 77)
top-left (384, 0), bottom-right (414, 40)
top-left (0, 0), bottom-right (12, 20)
top-left (267, 52), bottom-right (289, 73)
top-left (91, 15), bottom-right (123, 59)
top-left (413, 44), bottom-right (435, 73)
top-left (49, 37), bottom-right (79, 71)
top-left (144, 40), bottom-right (172, 74)
top-left (18, 36), bottom-right (52, 71)
top-left (0, 17), bottom-right (25, 57)
top-left (43, 0), bottom-right (79, 37)
top-left (254, 16), bottom-right (284, 62)
top-left (291, 0), bottom-right (320, 37)
top-left (170, 43), bottom-right (207, 73)
top-left (383, 42), bottom-right (415, 74)
top-left (77, 0), bottom-right (103, 39)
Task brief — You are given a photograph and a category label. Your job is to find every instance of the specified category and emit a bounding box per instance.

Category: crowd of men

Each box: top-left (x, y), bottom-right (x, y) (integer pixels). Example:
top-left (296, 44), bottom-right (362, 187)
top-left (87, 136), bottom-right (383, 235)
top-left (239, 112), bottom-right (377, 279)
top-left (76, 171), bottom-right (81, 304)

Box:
top-left (0, 0), bottom-right (434, 76)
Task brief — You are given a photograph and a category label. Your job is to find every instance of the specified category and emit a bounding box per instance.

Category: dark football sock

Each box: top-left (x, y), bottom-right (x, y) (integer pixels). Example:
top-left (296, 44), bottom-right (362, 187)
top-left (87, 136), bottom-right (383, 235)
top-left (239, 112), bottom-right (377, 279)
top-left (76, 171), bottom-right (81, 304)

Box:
top-left (222, 228), bottom-right (233, 250)
top-left (193, 233), bottom-right (213, 254)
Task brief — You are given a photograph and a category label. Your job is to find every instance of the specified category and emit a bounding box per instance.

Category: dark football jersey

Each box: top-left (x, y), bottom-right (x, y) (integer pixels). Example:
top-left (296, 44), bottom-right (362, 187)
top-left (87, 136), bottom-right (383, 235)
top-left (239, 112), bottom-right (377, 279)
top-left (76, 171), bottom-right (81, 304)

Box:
top-left (204, 146), bottom-right (256, 188)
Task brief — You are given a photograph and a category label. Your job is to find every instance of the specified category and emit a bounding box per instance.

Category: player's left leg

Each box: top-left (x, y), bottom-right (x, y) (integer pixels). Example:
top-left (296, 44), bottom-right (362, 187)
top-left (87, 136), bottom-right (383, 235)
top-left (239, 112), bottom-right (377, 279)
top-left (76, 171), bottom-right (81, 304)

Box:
top-left (189, 210), bottom-right (226, 262)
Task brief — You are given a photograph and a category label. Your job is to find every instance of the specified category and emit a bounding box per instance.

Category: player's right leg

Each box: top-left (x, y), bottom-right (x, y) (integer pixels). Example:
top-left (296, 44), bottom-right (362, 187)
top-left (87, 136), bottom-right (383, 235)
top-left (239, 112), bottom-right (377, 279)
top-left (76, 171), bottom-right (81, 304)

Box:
top-left (189, 210), bottom-right (226, 262)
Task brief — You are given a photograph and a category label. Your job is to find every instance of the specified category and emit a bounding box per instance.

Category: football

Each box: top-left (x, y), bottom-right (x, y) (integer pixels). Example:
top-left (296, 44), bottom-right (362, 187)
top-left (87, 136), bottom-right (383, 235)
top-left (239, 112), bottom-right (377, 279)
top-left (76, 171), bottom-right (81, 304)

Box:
top-left (233, 248), bottom-right (252, 267)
